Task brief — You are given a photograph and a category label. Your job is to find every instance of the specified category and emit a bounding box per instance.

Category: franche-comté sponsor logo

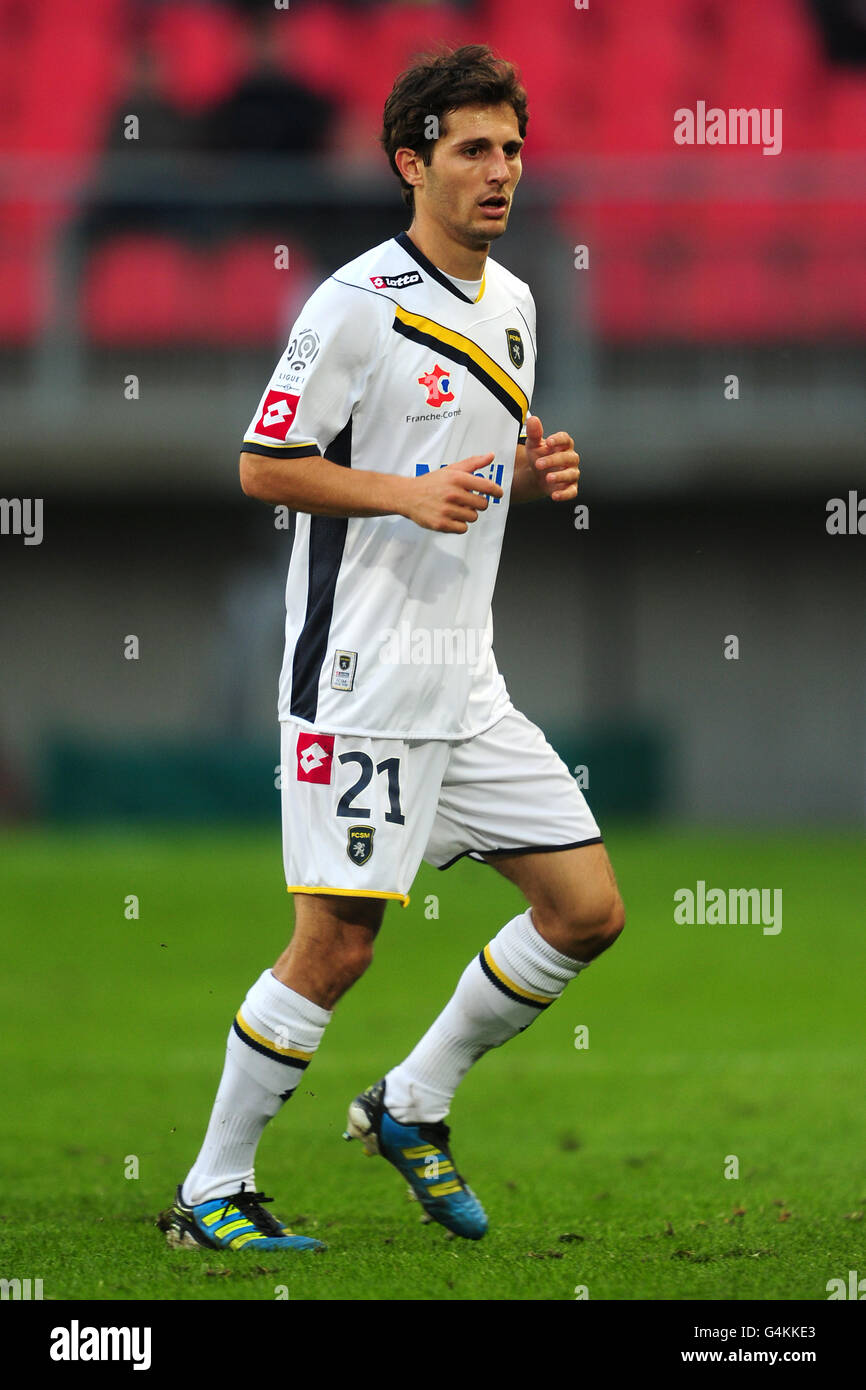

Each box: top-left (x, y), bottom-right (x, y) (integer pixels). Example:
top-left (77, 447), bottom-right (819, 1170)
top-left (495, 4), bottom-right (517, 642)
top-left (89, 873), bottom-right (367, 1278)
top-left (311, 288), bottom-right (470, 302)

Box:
top-left (49, 1319), bottom-right (152, 1371)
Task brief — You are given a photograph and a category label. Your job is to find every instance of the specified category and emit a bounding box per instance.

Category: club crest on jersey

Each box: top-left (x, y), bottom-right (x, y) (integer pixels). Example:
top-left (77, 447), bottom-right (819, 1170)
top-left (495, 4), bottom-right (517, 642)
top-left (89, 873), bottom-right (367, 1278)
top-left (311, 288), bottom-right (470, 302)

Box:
top-left (296, 732), bottom-right (334, 784)
top-left (255, 389), bottom-right (300, 441)
top-left (346, 825), bottom-right (375, 866)
top-left (417, 363), bottom-right (455, 408)
top-left (505, 328), bottom-right (524, 368)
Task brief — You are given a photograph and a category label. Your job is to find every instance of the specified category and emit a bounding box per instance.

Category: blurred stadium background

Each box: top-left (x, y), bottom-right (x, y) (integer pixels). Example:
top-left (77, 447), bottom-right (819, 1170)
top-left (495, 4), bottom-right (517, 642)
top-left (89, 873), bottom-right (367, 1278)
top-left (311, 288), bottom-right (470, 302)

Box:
top-left (1, 0), bottom-right (865, 829)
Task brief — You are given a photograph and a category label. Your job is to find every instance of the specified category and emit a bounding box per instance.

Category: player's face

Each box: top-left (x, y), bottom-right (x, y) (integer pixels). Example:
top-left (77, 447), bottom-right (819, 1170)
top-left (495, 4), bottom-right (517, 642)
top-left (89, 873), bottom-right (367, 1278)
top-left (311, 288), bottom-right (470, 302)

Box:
top-left (418, 103), bottom-right (523, 251)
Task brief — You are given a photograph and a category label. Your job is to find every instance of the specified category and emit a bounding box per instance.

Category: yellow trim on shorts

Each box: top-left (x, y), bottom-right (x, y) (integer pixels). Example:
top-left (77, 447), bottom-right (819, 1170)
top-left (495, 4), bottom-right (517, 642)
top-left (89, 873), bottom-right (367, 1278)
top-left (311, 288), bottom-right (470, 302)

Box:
top-left (287, 885), bottom-right (410, 908)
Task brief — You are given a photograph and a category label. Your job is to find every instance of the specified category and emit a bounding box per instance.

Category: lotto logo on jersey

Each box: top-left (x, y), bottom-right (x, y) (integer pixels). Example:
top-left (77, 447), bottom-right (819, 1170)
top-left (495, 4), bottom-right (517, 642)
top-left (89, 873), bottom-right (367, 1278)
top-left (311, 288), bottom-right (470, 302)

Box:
top-left (254, 389), bottom-right (300, 441)
top-left (370, 271), bottom-right (423, 289)
top-left (418, 364), bottom-right (455, 408)
top-left (296, 733), bottom-right (334, 783)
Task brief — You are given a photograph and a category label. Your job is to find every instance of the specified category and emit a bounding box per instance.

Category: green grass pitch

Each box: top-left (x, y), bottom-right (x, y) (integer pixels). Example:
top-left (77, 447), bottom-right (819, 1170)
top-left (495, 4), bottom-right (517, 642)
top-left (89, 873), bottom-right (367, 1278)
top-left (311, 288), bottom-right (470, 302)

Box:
top-left (2, 823), bottom-right (863, 1302)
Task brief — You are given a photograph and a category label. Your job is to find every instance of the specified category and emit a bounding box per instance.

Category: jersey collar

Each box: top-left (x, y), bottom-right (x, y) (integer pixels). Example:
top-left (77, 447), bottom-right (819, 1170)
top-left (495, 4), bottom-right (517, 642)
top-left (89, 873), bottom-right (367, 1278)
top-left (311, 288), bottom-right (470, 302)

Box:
top-left (394, 231), bottom-right (486, 305)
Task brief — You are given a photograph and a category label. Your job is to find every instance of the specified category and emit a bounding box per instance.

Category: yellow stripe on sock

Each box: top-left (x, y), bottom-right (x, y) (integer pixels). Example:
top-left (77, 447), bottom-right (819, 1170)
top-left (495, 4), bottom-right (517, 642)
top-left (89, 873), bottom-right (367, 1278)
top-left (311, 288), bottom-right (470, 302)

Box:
top-left (235, 1011), bottom-right (314, 1063)
top-left (482, 944), bottom-right (557, 1006)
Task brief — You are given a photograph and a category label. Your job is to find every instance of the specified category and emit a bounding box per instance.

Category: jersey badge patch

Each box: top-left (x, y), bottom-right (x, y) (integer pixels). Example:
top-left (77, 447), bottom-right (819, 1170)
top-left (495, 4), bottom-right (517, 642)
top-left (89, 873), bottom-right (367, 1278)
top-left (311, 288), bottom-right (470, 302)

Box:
top-left (417, 363), bottom-right (455, 408)
top-left (255, 390), bottom-right (300, 441)
top-left (505, 328), bottom-right (524, 368)
top-left (330, 650), bottom-right (357, 692)
top-left (296, 733), bottom-right (334, 783)
top-left (347, 825), bottom-right (375, 865)
top-left (285, 329), bottom-right (320, 374)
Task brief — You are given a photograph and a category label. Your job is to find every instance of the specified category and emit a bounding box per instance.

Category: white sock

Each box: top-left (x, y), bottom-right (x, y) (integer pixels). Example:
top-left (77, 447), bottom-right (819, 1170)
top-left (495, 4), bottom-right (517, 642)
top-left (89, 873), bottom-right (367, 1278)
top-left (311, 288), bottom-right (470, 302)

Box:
top-left (385, 909), bottom-right (588, 1124)
top-left (182, 969), bottom-right (331, 1205)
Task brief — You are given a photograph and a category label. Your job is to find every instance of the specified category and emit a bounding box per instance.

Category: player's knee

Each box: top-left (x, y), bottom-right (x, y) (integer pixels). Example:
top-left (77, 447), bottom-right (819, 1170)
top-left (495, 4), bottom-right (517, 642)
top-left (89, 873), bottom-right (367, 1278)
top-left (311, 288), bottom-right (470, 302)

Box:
top-left (561, 889), bottom-right (625, 962)
top-left (336, 933), bottom-right (376, 986)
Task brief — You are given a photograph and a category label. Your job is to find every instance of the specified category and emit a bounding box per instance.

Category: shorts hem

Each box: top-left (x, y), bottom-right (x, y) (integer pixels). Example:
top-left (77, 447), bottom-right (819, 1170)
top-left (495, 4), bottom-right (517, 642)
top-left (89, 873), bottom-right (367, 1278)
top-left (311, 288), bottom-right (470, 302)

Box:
top-left (287, 884), bottom-right (410, 908)
top-left (434, 836), bottom-right (604, 871)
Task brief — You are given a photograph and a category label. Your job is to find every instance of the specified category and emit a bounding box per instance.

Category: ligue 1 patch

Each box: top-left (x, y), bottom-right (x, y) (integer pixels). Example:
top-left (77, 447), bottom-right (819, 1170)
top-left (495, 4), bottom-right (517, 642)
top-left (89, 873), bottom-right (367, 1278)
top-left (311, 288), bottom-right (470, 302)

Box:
top-left (347, 825), bottom-right (375, 866)
top-left (296, 732), bottom-right (334, 784)
top-left (255, 389), bottom-right (300, 441)
top-left (330, 649), bottom-right (357, 692)
top-left (285, 328), bottom-right (320, 373)
top-left (505, 328), bottom-right (524, 369)
top-left (369, 271), bottom-right (423, 290)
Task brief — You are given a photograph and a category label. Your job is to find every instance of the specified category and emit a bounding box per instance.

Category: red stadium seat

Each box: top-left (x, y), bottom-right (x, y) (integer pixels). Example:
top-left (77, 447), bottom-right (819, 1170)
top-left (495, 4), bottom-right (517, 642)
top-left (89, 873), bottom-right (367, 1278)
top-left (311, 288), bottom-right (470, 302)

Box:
top-left (575, 203), bottom-right (697, 341)
top-left (273, 0), bottom-right (367, 107)
top-left (17, 0), bottom-right (124, 155)
top-left (574, 199), bottom-right (862, 344)
top-left (5, 0), bottom-right (866, 351)
top-left (83, 233), bottom-right (319, 346)
top-left (811, 201), bottom-right (866, 334)
top-left (208, 236), bottom-right (316, 346)
top-left (826, 74), bottom-right (866, 151)
top-left (147, 2), bottom-right (246, 112)
top-left (0, 230), bottom-right (49, 343)
top-left (332, 3), bottom-right (474, 147)
top-left (689, 204), bottom-right (818, 341)
top-left (82, 235), bottom-right (206, 344)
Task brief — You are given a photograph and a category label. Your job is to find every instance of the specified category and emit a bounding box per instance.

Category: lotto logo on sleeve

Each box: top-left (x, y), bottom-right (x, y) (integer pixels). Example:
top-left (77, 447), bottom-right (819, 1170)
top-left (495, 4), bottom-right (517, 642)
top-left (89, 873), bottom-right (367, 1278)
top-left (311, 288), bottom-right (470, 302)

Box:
top-left (296, 733), bottom-right (335, 784)
top-left (254, 390), bottom-right (300, 441)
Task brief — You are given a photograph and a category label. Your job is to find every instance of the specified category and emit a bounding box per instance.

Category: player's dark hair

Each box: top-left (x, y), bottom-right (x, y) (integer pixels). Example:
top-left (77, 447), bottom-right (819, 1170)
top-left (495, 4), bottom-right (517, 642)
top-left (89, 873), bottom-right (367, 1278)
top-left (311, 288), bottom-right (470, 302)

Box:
top-left (380, 43), bottom-right (528, 213)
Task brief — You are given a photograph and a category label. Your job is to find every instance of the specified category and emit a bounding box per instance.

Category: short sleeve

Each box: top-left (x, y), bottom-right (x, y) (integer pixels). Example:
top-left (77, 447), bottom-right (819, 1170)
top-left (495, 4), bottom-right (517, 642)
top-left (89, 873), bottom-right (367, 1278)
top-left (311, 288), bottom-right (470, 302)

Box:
top-left (242, 278), bottom-right (385, 459)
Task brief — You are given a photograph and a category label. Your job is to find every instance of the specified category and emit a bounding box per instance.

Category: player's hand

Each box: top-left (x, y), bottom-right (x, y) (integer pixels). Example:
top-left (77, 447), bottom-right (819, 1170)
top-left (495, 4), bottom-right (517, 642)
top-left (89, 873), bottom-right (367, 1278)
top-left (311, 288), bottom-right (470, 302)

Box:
top-left (404, 453), bottom-right (502, 534)
top-left (524, 414), bottom-right (580, 501)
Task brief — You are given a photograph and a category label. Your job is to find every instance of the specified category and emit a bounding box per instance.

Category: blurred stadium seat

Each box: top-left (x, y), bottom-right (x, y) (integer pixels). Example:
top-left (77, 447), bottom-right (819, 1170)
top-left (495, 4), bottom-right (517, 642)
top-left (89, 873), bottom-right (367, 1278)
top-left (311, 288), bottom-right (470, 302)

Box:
top-left (82, 232), bottom-right (313, 345)
top-left (2, 0), bottom-right (865, 344)
top-left (82, 234), bottom-right (206, 344)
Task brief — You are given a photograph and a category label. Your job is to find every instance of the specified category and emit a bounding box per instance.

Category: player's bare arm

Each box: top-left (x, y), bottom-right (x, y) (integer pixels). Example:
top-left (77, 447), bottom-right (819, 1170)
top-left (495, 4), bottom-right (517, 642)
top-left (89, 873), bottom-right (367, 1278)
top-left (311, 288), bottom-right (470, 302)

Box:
top-left (239, 449), bottom-right (502, 533)
top-left (511, 413), bottom-right (580, 504)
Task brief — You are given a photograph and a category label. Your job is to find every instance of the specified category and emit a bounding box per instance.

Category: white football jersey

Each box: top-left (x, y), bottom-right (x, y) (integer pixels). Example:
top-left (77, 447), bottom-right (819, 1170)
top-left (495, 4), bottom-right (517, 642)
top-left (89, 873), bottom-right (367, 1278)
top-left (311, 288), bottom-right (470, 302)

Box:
top-left (242, 231), bottom-right (536, 740)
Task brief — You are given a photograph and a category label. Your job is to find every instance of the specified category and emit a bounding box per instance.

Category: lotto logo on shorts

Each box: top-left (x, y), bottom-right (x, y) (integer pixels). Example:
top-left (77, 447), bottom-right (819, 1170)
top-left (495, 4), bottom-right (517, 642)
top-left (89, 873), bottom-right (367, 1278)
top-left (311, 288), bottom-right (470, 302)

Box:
top-left (254, 389), bottom-right (300, 441)
top-left (296, 733), bottom-right (334, 784)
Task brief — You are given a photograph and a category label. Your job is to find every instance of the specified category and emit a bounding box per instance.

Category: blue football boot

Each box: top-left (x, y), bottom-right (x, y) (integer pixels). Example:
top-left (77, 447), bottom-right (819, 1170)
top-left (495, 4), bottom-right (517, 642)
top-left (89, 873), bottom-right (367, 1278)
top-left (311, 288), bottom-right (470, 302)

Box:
top-left (157, 1182), bottom-right (326, 1252)
top-left (344, 1079), bottom-right (488, 1240)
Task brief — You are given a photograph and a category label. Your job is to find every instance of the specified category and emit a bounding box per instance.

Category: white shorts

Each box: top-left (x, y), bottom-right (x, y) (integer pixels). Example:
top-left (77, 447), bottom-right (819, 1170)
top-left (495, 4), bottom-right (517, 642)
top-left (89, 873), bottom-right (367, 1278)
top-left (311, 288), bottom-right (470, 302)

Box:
top-left (280, 706), bottom-right (602, 907)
